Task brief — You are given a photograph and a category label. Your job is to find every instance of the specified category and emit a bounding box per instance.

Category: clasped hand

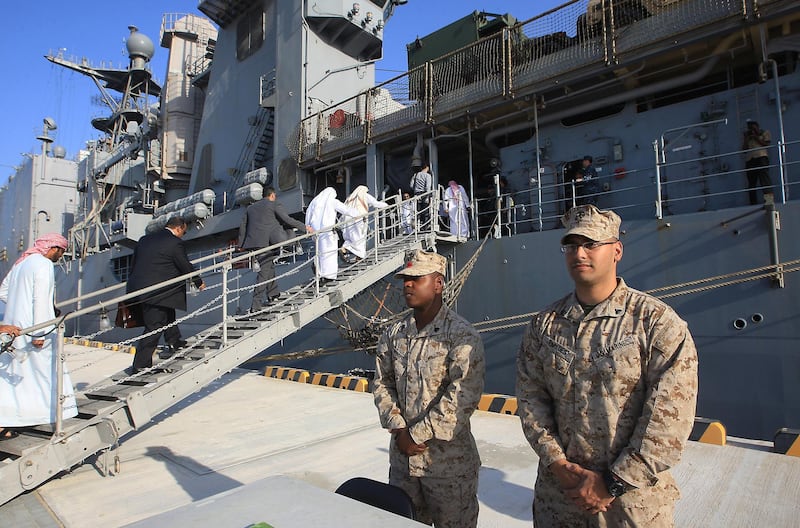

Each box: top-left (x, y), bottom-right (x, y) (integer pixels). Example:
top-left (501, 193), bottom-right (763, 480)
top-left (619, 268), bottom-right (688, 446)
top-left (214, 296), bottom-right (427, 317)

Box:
top-left (550, 459), bottom-right (615, 514)
top-left (390, 427), bottom-right (427, 456)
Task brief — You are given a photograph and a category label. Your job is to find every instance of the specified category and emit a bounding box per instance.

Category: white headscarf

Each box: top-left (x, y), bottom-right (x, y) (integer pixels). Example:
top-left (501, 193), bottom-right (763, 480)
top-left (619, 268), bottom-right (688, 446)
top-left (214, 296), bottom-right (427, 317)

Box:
top-left (344, 185), bottom-right (370, 216)
top-left (305, 187), bottom-right (337, 230)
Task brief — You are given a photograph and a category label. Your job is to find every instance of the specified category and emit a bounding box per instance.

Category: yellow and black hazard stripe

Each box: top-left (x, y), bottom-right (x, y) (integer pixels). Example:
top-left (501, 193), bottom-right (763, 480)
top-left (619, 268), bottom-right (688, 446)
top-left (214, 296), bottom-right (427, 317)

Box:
top-left (689, 417), bottom-right (726, 445)
top-left (773, 428), bottom-right (800, 456)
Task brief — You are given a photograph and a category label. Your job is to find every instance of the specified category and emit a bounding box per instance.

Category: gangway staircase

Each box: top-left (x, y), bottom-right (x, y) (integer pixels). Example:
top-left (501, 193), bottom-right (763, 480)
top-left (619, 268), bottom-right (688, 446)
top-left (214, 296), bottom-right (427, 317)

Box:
top-left (0, 231), bottom-right (429, 506)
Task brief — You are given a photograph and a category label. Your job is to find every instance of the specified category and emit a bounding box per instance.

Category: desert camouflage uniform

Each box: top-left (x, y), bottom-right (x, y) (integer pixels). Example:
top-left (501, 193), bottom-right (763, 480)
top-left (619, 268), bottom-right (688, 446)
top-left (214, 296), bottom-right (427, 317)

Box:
top-left (516, 278), bottom-right (698, 527)
top-left (374, 304), bottom-right (485, 527)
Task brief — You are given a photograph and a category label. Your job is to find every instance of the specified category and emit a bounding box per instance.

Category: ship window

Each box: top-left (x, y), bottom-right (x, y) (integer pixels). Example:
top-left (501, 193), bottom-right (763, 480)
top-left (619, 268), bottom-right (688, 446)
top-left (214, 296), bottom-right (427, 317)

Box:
top-left (112, 255), bottom-right (133, 283)
top-left (237, 6), bottom-right (265, 61)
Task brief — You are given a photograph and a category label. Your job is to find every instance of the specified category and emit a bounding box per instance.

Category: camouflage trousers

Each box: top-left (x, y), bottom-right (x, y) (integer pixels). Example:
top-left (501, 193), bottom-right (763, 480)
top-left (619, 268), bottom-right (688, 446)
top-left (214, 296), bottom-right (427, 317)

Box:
top-left (532, 466), bottom-right (679, 528)
top-left (389, 467), bottom-right (479, 528)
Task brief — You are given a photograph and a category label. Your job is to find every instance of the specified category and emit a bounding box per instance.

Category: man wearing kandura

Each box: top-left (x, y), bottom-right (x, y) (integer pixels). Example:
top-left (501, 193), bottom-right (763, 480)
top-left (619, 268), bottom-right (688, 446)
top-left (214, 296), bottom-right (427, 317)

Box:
top-left (373, 249), bottom-right (485, 527)
top-left (516, 204), bottom-right (698, 527)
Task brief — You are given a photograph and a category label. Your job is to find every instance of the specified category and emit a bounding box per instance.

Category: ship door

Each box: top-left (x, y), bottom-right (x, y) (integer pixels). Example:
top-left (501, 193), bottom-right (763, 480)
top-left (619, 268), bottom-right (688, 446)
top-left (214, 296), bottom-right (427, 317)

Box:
top-left (528, 163), bottom-right (562, 231)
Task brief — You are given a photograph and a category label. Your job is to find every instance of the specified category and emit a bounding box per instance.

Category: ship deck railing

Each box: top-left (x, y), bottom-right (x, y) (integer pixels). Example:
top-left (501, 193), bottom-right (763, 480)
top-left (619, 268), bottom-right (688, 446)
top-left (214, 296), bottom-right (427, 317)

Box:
top-left (288, 0), bottom-right (796, 164)
top-left (429, 137), bottom-right (800, 238)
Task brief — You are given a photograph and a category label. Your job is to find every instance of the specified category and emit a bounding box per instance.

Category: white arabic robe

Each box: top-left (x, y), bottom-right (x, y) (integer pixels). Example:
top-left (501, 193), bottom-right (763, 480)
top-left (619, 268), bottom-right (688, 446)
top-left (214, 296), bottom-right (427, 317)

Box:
top-left (342, 186), bottom-right (388, 259)
top-left (0, 254), bottom-right (77, 426)
top-left (444, 183), bottom-right (470, 237)
top-left (305, 188), bottom-right (358, 279)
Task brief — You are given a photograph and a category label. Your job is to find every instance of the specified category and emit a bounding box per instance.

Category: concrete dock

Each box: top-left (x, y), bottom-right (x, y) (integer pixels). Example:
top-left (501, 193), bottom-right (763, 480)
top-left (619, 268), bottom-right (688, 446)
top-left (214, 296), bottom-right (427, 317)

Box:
top-left (2, 343), bottom-right (799, 527)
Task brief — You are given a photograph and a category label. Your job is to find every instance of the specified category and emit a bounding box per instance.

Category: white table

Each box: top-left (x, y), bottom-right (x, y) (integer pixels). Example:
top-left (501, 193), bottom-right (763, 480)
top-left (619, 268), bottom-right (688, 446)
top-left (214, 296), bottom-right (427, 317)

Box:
top-left (121, 475), bottom-right (420, 527)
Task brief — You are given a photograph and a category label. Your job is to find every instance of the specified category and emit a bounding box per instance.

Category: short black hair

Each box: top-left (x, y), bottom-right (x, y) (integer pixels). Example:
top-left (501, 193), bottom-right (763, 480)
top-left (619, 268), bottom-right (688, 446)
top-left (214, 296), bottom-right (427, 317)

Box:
top-left (583, 155), bottom-right (593, 163)
top-left (165, 215), bottom-right (186, 228)
top-left (264, 186), bottom-right (276, 196)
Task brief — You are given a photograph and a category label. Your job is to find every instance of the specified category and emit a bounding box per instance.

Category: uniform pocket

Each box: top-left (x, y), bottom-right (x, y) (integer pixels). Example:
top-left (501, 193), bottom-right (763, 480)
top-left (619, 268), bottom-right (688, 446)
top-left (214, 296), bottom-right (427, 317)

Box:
top-left (544, 338), bottom-right (574, 376)
top-left (590, 340), bottom-right (642, 396)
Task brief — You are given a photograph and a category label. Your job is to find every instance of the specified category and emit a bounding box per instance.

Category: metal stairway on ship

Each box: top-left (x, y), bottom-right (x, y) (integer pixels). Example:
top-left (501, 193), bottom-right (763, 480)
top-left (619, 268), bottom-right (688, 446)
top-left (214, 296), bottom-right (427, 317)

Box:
top-left (0, 230), bottom-right (429, 506)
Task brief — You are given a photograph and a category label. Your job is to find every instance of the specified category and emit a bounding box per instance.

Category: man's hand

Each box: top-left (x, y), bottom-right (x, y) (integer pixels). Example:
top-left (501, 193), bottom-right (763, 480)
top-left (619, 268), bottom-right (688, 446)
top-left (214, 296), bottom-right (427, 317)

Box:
top-left (549, 459), bottom-right (582, 489)
top-left (198, 281), bottom-right (206, 291)
top-left (0, 325), bottom-right (21, 337)
top-left (305, 225), bottom-right (314, 233)
top-left (390, 428), bottom-right (427, 456)
top-left (563, 465), bottom-right (615, 514)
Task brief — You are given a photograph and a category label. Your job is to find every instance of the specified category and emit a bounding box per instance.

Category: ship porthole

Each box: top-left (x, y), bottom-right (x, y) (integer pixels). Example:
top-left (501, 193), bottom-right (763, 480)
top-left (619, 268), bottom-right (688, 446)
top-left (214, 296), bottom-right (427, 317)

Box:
top-left (733, 318), bottom-right (747, 330)
top-left (751, 313), bottom-right (764, 324)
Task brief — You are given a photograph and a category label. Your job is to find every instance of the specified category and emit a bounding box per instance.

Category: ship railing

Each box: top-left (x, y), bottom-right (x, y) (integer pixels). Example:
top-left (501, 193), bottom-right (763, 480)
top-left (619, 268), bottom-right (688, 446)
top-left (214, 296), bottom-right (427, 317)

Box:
top-left (290, 0), bottom-right (757, 163)
top-left (469, 138), bottom-right (798, 238)
top-left (428, 30), bottom-right (507, 119)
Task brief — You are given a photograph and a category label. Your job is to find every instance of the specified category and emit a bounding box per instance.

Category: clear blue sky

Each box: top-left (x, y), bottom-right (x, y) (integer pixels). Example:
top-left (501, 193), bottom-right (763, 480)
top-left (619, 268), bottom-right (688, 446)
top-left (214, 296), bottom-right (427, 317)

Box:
top-left (0, 1), bottom-right (559, 184)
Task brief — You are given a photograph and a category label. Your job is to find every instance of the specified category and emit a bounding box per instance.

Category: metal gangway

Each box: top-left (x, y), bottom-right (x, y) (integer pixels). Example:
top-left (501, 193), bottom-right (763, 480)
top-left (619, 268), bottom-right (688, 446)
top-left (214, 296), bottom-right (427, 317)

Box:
top-left (0, 192), bottom-right (443, 505)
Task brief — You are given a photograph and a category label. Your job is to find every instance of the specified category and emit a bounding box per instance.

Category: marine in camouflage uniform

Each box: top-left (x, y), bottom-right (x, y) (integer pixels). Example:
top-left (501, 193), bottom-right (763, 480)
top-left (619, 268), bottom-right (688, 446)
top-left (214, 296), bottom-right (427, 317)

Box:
top-left (516, 205), bottom-right (698, 527)
top-left (374, 250), bottom-right (485, 527)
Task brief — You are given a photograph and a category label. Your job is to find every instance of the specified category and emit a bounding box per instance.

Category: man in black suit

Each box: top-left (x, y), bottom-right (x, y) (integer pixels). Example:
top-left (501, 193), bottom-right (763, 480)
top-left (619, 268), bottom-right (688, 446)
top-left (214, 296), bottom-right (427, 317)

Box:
top-left (238, 186), bottom-right (312, 312)
top-left (127, 215), bottom-right (204, 373)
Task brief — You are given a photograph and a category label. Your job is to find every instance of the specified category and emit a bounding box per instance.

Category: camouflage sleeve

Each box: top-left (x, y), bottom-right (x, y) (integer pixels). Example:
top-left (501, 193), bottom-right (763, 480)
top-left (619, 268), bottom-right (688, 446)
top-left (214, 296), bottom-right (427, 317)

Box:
top-left (408, 327), bottom-right (485, 444)
top-left (373, 328), bottom-right (407, 431)
top-left (611, 313), bottom-right (699, 488)
top-left (516, 318), bottom-right (566, 467)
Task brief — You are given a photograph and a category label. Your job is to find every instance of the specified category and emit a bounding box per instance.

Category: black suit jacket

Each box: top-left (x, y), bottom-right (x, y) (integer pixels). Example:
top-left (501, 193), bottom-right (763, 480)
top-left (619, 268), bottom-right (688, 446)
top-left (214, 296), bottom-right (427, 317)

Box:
top-left (238, 198), bottom-right (306, 249)
top-left (126, 229), bottom-right (201, 310)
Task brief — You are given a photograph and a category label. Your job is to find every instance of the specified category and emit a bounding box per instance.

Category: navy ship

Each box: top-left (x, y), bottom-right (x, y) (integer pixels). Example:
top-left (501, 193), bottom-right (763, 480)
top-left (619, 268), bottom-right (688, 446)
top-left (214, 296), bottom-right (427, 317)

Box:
top-left (1, 0), bottom-right (798, 446)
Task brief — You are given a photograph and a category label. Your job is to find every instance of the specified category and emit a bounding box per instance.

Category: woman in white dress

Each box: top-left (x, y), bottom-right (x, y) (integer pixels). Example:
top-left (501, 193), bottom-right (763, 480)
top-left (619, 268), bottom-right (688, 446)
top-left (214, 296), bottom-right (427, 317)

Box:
top-left (444, 180), bottom-right (470, 237)
top-left (305, 188), bottom-right (359, 281)
top-left (341, 185), bottom-right (388, 261)
top-left (0, 233), bottom-right (77, 433)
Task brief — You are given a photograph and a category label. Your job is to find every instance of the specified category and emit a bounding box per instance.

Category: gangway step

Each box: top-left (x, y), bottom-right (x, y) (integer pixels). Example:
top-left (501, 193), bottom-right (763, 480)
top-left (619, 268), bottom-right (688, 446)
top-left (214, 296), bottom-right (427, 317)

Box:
top-left (0, 416), bottom-right (99, 457)
top-left (0, 432), bottom-right (49, 457)
top-left (75, 397), bottom-right (125, 417)
top-left (87, 384), bottom-right (150, 401)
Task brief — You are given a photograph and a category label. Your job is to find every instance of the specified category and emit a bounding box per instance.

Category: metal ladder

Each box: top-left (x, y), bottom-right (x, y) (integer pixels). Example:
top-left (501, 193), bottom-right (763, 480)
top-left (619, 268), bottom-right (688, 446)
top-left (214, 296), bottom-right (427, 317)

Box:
top-left (0, 233), bottom-right (427, 505)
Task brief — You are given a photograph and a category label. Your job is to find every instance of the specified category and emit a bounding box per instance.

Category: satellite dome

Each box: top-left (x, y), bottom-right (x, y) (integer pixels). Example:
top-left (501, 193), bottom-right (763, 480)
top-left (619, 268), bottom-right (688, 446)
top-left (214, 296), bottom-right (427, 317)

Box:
top-left (53, 145), bottom-right (67, 159)
top-left (126, 25), bottom-right (154, 61)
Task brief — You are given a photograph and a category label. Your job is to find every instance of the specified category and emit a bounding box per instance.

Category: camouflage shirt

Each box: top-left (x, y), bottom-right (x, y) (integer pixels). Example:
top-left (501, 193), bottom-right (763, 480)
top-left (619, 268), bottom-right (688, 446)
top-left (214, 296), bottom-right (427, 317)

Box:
top-left (374, 304), bottom-right (485, 477)
top-left (516, 278), bottom-right (698, 489)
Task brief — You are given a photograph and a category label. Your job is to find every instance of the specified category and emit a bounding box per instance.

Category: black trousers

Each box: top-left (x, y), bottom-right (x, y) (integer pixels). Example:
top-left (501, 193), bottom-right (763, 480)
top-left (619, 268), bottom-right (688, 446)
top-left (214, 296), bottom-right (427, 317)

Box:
top-left (746, 156), bottom-right (772, 205)
top-left (133, 303), bottom-right (182, 370)
top-left (251, 251), bottom-right (278, 310)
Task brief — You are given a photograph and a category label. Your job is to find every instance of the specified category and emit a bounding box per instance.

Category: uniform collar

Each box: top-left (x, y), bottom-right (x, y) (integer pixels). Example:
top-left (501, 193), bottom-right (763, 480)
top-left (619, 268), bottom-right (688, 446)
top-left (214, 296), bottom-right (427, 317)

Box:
top-left (561, 278), bottom-right (629, 322)
top-left (403, 304), bottom-right (448, 337)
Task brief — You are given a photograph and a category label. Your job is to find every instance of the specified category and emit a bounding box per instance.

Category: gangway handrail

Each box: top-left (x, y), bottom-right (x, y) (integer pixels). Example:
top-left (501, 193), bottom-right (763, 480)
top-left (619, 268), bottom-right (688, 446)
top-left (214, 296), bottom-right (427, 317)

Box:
top-left (55, 247), bottom-right (237, 309)
top-left (17, 193), bottom-right (435, 339)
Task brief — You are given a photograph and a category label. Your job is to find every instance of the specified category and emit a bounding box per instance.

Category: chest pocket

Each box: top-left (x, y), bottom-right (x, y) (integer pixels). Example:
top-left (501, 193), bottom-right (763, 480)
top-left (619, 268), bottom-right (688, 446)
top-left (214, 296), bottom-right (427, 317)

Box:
top-left (544, 338), bottom-right (575, 376)
top-left (590, 338), bottom-right (642, 396)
